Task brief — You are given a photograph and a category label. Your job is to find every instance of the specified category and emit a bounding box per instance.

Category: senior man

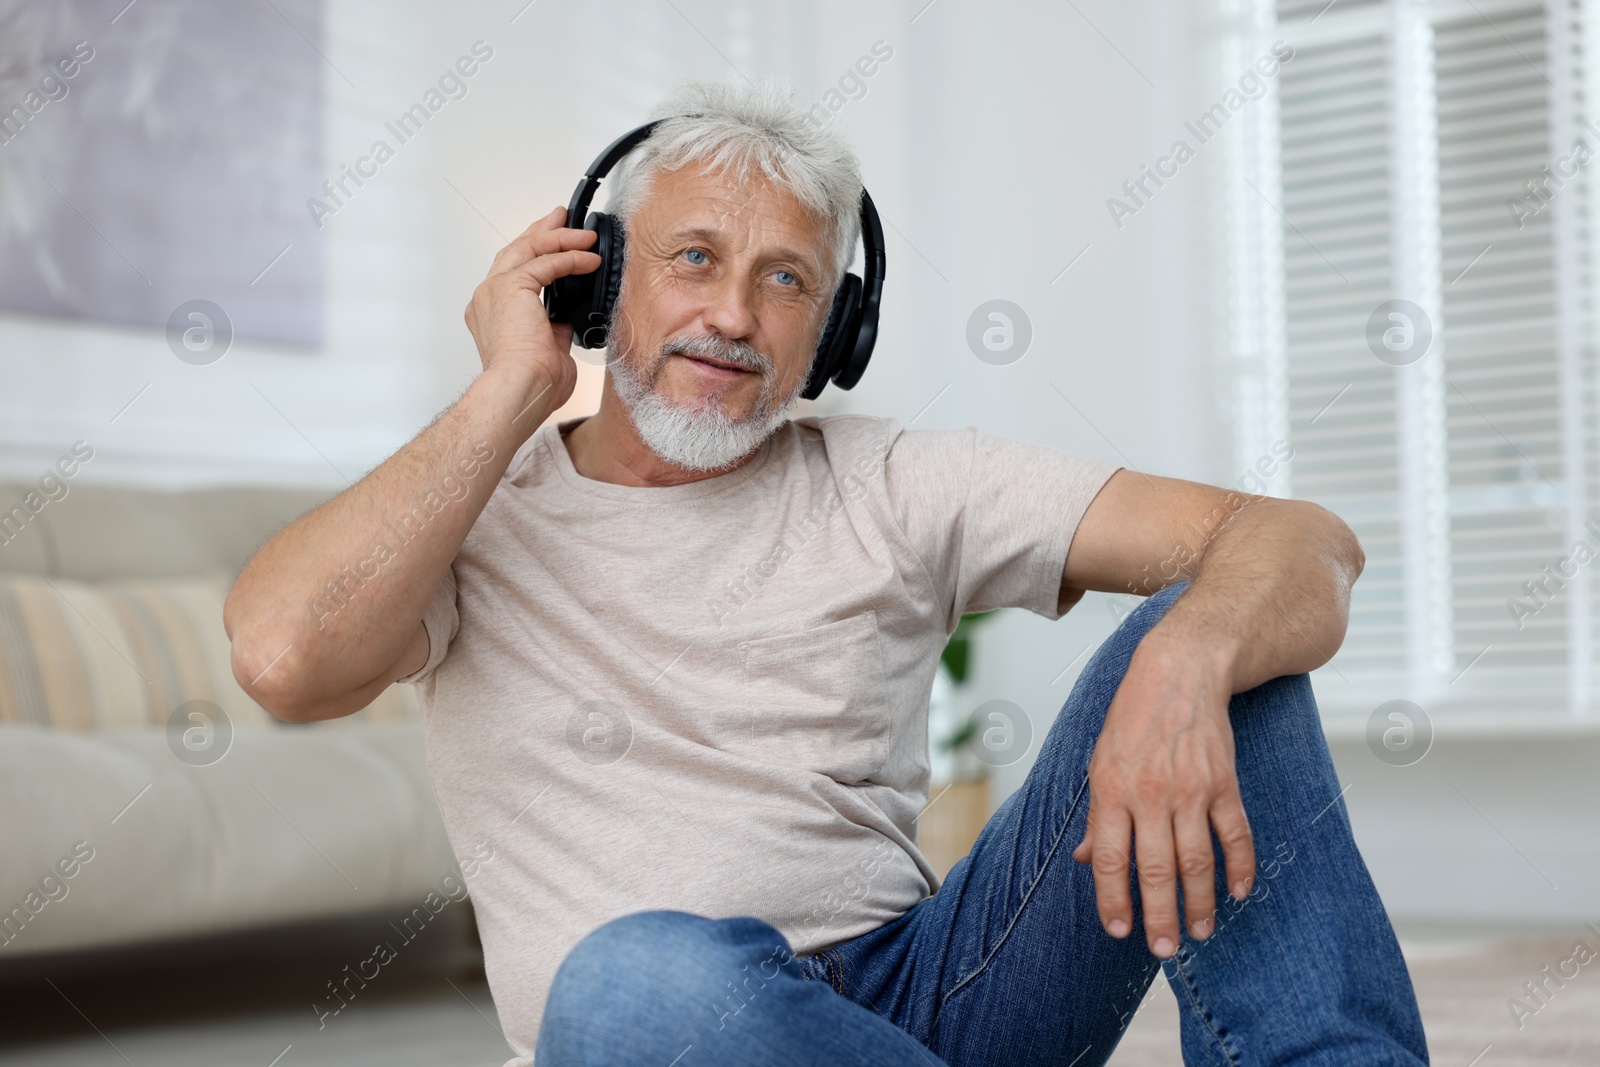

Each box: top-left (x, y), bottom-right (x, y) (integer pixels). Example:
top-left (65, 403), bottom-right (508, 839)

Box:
top-left (225, 81), bottom-right (1428, 1066)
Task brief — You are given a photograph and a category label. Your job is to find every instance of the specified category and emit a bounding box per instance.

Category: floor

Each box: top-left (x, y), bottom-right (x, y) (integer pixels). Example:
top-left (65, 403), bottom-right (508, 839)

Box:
top-left (0, 968), bottom-right (512, 1067)
top-left (3, 931), bottom-right (1597, 1065)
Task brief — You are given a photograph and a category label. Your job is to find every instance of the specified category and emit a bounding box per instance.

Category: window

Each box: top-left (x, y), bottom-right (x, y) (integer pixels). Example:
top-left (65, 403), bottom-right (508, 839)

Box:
top-left (1226, 0), bottom-right (1596, 718)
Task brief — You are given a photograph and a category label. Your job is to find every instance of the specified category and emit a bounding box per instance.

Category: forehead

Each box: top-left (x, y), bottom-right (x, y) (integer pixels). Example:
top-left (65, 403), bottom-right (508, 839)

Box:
top-left (628, 160), bottom-right (828, 268)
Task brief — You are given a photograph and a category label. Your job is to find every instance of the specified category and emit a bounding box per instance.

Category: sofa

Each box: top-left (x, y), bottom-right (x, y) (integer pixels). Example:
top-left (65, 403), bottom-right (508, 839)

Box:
top-left (0, 479), bottom-right (465, 979)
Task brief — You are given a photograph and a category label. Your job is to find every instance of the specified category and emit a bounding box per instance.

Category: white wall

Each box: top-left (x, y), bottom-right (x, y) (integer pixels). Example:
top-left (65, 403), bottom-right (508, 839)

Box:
top-left (0, 0), bottom-right (1228, 486)
top-left (2, 0), bottom-right (1588, 929)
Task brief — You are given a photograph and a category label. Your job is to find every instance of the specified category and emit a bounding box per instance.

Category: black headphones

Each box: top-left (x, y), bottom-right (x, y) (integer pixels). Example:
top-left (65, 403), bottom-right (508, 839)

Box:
top-left (542, 118), bottom-right (885, 400)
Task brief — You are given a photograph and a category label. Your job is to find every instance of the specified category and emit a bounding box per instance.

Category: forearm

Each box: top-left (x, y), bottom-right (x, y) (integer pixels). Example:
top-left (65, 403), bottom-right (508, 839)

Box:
top-left (224, 362), bottom-right (557, 719)
top-left (1143, 498), bottom-right (1364, 693)
top-left (1065, 477), bottom-right (1365, 953)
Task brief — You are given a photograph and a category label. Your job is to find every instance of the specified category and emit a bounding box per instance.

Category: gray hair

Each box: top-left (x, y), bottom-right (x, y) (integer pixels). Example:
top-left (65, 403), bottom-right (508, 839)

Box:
top-left (604, 79), bottom-right (864, 295)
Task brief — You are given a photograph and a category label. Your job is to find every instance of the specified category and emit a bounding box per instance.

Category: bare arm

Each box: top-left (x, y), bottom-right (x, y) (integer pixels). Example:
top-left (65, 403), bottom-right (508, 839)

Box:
top-left (224, 206), bottom-right (600, 722)
top-left (1057, 470), bottom-right (1364, 959)
top-left (1062, 470), bottom-right (1364, 690)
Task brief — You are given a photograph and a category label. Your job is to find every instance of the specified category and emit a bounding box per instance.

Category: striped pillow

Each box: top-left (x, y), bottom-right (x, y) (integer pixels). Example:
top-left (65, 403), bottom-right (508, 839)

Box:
top-left (0, 572), bottom-right (418, 731)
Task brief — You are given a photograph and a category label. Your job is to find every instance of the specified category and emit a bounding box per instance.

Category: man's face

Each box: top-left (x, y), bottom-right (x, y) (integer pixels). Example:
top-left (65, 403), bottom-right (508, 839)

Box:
top-left (603, 160), bottom-right (836, 469)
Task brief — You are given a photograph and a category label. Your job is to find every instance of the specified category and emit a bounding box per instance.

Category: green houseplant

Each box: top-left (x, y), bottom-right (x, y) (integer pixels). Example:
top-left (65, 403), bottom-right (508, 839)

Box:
top-left (928, 610), bottom-right (997, 785)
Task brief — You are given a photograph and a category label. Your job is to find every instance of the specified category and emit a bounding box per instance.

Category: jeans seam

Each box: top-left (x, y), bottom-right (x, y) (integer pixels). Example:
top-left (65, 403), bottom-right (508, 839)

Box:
top-left (931, 592), bottom-right (1187, 1040)
top-left (1168, 951), bottom-right (1243, 1066)
top-left (933, 767), bottom-right (1092, 1023)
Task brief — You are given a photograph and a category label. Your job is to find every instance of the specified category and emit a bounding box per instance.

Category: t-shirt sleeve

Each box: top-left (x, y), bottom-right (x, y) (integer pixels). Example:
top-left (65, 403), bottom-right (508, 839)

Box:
top-left (394, 570), bottom-right (459, 685)
top-left (881, 422), bottom-right (1122, 629)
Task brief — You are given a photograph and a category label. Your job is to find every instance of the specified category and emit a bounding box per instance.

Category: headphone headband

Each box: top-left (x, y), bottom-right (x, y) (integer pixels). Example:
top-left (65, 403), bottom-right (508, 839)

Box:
top-left (562, 118), bottom-right (668, 235)
top-left (543, 117), bottom-right (884, 401)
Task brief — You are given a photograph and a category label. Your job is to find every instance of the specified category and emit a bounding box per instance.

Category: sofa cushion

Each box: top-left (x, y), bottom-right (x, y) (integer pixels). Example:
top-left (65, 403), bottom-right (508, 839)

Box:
top-left (0, 481), bottom-right (336, 582)
top-left (0, 571), bottom-right (417, 731)
top-left (0, 723), bottom-right (458, 957)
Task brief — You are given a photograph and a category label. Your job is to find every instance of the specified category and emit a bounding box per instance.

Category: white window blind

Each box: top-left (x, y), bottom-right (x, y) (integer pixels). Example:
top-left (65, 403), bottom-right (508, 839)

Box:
top-left (1227, 0), bottom-right (1596, 719)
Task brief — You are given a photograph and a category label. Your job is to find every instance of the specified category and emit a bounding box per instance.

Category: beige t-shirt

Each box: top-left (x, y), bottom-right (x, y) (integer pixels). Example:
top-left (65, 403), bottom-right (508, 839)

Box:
top-left (401, 412), bottom-right (1119, 1065)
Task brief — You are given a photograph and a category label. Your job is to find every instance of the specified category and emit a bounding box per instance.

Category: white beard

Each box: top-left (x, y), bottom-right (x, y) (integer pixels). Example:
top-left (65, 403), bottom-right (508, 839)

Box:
top-left (608, 322), bottom-right (810, 473)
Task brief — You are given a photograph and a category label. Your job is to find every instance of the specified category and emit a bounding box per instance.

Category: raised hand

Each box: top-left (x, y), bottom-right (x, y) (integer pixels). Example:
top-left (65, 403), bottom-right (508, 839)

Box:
top-left (463, 205), bottom-right (602, 411)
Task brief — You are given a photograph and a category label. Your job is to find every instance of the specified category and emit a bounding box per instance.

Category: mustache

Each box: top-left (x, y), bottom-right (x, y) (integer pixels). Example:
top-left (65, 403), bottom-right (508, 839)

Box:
top-left (659, 334), bottom-right (772, 374)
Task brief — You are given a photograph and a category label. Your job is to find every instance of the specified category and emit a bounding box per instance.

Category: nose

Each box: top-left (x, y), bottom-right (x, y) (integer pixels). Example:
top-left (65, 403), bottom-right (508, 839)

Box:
top-left (700, 271), bottom-right (758, 343)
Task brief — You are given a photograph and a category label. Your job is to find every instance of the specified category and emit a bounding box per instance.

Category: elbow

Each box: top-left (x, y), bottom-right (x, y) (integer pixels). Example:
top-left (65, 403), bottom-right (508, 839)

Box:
top-left (229, 628), bottom-right (318, 724)
top-left (1310, 503), bottom-right (1362, 660)
top-left (226, 583), bottom-right (338, 723)
top-left (1321, 504), bottom-right (1365, 585)
top-left (1276, 499), bottom-right (1363, 586)
top-left (1285, 499), bottom-right (1363, 582)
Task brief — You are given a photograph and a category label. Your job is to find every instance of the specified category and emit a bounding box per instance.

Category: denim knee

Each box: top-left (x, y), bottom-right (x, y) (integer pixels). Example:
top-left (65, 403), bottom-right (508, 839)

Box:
top-left (1118, 581), bottom-right (1187, 641)
top-left (1064, 582), bottom-right (1189, 708)
top-left (541, 910), bottom-right (799, 1048)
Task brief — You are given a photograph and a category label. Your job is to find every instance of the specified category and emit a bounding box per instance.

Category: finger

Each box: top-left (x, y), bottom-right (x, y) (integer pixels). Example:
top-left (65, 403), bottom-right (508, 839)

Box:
top-left (1174, 807), bottom-right (1217, 941)
top-left (1210, 789), bottom-right (1256, 902)
top-left (1087, 805), bottom-right (1135, 939)
top-left (508, 248), bottom-right (603, 292)
top-left (1132, 811), bottom-right (1181, 959)
top-left (1072, 821), bottom-right (1094, 864)
top-left (490, 220), bottom-right (598, 279)
top-left (488, 206), bottom-right (562, 273)
top-left (488, 207), bottom-right (596, 276)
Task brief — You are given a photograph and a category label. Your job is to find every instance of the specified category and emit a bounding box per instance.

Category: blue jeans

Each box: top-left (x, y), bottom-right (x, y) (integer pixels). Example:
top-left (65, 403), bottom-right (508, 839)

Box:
top-left (536, 584), bottom-right (1430, 1065)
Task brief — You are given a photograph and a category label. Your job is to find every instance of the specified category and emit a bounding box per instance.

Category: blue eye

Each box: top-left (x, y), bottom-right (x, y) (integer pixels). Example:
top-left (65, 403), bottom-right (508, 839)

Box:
top-left (683, 249), bottom-right (708, 265)
top-left (775, 270), bottom-right (797, 286)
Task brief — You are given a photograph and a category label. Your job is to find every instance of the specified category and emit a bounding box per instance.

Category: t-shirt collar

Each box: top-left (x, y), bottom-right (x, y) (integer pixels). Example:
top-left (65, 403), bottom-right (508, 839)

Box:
top-left (538, 415), bottom-right (783, 503)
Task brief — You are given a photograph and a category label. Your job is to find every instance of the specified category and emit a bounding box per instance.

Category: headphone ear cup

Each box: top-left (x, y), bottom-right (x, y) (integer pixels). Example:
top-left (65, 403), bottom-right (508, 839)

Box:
top-left (573, 211), bottom-right (626, 349)
top-left (544, 211), bottom-right (596, 337)
top-left (802, 273), bottom-right (862, 401)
